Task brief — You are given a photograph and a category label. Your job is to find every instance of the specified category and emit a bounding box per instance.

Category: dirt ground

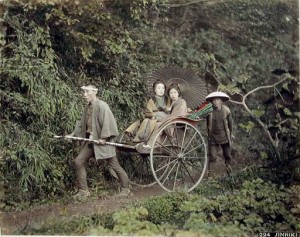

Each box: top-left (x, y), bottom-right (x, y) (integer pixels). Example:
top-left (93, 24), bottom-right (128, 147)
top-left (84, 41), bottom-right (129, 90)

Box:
top-left (0, 184), bottom-right (167, 235)
top-left (0, 151), bottom-right (250, 235)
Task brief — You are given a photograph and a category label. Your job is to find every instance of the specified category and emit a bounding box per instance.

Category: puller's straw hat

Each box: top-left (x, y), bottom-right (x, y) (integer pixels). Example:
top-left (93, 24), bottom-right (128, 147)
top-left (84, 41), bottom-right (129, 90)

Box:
top-left (206, 91), bottom-right (230, 102)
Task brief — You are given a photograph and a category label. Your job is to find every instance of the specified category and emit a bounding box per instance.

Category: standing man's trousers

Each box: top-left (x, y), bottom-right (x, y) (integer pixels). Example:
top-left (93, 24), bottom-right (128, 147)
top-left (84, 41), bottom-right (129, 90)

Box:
top-left (74, 142), bottom-right (129, 191)
top-left (208, 143), bottom-right (232, 172)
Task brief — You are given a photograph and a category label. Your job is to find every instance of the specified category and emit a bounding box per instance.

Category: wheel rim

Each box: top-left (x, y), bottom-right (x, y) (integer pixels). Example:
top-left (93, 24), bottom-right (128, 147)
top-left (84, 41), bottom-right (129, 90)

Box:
top-left (118, 132), bottom-right (156, 187)
top-left (150, 120), bottom-right (207, 192)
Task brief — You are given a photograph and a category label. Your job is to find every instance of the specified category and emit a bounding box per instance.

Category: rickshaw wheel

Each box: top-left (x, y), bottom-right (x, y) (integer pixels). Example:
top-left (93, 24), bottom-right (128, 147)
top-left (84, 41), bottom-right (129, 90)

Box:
top-left (117, 132), bottom-right (157, 187)
top-left (149, 120), bottom-right (208, 192)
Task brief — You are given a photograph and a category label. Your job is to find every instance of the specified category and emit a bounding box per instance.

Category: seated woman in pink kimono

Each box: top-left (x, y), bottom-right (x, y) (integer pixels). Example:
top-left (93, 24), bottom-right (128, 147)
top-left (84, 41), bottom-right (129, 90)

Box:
top-left (163, 83), bottom-right (188, 120)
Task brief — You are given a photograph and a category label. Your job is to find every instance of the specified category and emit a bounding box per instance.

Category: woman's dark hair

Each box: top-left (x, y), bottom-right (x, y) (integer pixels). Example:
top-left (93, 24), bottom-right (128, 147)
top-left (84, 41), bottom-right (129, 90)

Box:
top-left (152, 80), bottom-right (166, 92)
top-left (167, 83), bottom-right (181, 96)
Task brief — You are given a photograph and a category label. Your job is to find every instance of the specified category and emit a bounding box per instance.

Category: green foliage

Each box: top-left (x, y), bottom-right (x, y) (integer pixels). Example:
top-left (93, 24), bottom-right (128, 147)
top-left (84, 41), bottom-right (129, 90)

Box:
top-left (0, 122), bottom-right (74, 210)
top-left (0, 12), bottom-right (82, 207)
top-left (112, 0), bottom-right (169, 26)
top-left (111, 207), bottom-right (161, 235)
top-left (136, 192), bottom-right (190, 224)
top-left (239, 121), bottom-right (256, 133)
top-left (21, 177), bottom-right (300, 236)
top-left (20, 211), bottom-right (114, 235)
top-left (251, 109), bottom-right (265, 118)
top-left (291, 157), bottom-right (300, 182)
top-left (181, 179), bottom-right (300, 234)
top-left (259, 151), bottom-right (268, 160)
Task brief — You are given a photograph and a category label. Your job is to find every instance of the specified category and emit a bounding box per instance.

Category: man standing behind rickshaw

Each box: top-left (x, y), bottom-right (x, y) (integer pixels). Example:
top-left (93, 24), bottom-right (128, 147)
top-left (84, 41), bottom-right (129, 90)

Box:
top-left (206, 91), bottom-right (234, 177)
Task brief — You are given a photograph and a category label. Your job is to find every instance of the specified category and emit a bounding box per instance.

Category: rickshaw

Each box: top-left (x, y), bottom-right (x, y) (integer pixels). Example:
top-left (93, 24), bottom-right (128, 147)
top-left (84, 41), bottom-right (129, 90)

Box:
top-left (117, 67), bottom-right (212, 192)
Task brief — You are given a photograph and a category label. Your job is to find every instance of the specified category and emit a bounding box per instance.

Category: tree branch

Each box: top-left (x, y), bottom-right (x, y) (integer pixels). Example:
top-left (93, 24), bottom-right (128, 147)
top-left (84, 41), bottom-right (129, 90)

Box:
top-left (229, 100), bottom-right (243, 105)
top-left (243, 76), bottom-right (289, 103)
top-left (229, 75), bottom-right (292, 159)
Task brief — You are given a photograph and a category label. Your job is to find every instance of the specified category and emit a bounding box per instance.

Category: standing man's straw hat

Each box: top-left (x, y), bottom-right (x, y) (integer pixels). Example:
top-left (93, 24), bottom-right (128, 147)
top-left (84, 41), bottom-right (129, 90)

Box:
top-left (206, 91), bottom-right (230, 102)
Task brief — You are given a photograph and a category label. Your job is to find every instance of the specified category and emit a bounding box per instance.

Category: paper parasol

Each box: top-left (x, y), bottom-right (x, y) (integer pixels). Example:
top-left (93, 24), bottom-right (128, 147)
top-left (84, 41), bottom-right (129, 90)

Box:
top-left (146, 67), bottom-right (208, 109)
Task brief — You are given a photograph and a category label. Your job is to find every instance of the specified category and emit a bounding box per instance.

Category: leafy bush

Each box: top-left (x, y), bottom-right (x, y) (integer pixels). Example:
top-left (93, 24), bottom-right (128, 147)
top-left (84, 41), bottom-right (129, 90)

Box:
top-left (181, 179), bottom-right (300, 234)
top-left (136, 192), bottom-right (190, 225)
top-left (20, 212), bottom-right (114, 235)
top-left (22, 178), bottom-right (300, 236)
top-left (112, 207), bottom-right (161, 235)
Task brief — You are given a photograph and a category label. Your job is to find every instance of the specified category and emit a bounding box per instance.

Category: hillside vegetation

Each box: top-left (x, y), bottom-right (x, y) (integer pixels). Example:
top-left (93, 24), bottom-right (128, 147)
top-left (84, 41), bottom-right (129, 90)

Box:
top-left (0, 0), bottom-right (299, 229)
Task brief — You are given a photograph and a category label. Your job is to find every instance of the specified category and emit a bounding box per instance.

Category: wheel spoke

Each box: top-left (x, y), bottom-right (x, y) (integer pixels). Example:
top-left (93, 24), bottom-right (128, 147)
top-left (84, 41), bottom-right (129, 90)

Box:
top-left (173, 124), bottom-right (181, 153)
top-left (161, 160), bottom-right (178, 185)
top-left (153, 155), bottom-right (179, 159)
top-left (182, 142), bottom-right (205, 157)
top-left (154, 138), bottom-right (178, 157)
top-left (180, 162), bottom-right (185, 186)
top-left (180, 124), bottom-right (188, 153)
top-left (172, 161), bottom-right (181, 191)
top-left (182, 130), bottom-right (198, 154)
top-left (184, 159), bottom-right (204, 173)
top-left (154, 157), bottom-right (177, 173)
top-left (181, 160), bottom-right (196, 184)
